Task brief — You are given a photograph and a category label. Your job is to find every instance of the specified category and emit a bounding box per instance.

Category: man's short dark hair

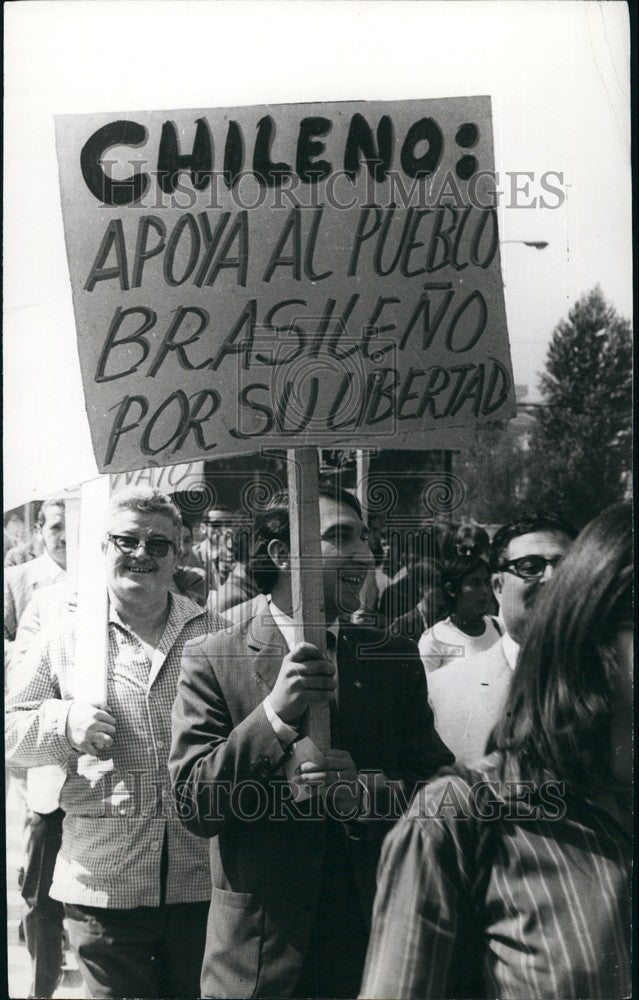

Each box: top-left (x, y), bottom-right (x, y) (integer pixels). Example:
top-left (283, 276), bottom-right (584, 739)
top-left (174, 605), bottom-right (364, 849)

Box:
top-left (249, 479), bottom-right (363, 594)
top-left (490, 509), bottom-right (578, 572)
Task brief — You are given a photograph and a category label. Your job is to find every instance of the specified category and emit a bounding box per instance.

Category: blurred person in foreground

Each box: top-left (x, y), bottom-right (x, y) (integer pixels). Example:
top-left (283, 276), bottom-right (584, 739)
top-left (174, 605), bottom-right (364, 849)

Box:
top-left (6, 486), bottom-right (226, 999)
top-left (360, 502), bottom-right (632, 999)
top-left (428, 509), bottom-right (576, 763)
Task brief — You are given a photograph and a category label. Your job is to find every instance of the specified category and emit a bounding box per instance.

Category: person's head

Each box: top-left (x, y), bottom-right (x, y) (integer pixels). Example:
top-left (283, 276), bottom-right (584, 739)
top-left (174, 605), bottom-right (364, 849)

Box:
top-left (367, 513), bottom-right (389, 568)
top-left (434, 520), bottom-right (459, 563)
top-left (441, 555), bottom-right (493, 620)
top-left (4, 512), bottom-right (24, 545)
top-left (250, 480), bottom-right (373, 619)
top-left (494, 502), bottom-right (633, 791)
top-left (37, 500), bottom-right (67, 570)
top-left (180, 522), bottom-right (194, 559)
top-left (455, 523), bottom-right (490, 560)
top-left (490, 509), bottom-right (577, 643)
top-left (409, 558), bottom-right (445, 621)
top-left (103, 487), bottom-right (182, 608)
top-left (203, 507), bottom-right (235, 565)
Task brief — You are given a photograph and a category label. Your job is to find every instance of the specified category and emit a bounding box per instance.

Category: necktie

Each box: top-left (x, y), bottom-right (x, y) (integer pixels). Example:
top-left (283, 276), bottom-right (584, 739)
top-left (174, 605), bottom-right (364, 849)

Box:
top-left (304, 631), bottom-right (336, 751)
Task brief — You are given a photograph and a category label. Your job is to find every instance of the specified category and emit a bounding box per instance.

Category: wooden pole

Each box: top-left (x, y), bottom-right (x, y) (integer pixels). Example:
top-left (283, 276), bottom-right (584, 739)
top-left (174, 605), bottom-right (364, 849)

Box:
top-left (355, 449), bottom-right (370, 525)
top-left (286, 447), bottom-right (331, 751)
top-left (63, 494), bottom-right (81, 591)
top-left (73, 476), bottom-right (111, 708)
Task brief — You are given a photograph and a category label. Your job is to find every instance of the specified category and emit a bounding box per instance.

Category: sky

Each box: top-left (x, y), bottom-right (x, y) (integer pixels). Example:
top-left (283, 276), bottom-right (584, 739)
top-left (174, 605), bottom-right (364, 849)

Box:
top-left (3, 1), bottom-right (632, 509)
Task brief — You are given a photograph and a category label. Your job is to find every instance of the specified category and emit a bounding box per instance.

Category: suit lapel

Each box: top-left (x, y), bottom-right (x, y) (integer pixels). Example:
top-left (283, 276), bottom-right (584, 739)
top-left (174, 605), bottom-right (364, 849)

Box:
top-left (249, 598), bottom-right (289, 694)
top-left (337, 626), bottom-right (369, 746)
top-left (244, 609), bottom-right (374, 740)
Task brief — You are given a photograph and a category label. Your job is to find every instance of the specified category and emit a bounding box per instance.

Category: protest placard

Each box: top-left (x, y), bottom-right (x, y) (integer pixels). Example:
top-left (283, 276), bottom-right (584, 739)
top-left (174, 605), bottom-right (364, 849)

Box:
top-left (109, 460), bottom-right (205, 493)
top-left (56, 97), bottom-right (514, 474)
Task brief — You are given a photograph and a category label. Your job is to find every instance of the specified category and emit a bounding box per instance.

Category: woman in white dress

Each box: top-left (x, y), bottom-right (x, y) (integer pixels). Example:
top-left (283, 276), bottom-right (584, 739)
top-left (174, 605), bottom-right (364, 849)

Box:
top-left (418, 554), bottom-right (501, 673)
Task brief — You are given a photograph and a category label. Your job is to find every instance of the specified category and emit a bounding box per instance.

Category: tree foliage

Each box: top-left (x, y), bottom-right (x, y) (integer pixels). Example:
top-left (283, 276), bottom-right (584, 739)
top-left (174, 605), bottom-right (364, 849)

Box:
top-left (524, 286), bottom-right (632, 528)
top-left (453, 423), bottom-right (528, 524)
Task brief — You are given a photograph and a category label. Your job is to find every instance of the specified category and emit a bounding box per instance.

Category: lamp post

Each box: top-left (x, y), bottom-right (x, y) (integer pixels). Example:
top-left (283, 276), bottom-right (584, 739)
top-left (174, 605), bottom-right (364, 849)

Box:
top-left (501, 240), bottom-right (549, 249)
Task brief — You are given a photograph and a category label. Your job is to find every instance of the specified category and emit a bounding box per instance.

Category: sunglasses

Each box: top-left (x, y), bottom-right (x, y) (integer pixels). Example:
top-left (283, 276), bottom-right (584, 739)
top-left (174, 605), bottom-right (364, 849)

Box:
top-left (499, 554), bottom-right (564, 580)
top-left (457, 544), bottom-right (479, 556)
top-left (108, 533), bottom-right (176, 558)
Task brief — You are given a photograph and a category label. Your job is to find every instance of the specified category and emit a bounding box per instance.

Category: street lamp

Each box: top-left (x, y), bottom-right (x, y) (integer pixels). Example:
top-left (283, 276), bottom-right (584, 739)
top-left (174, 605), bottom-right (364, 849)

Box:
top-left (501, 240), bottom-right (549, 250)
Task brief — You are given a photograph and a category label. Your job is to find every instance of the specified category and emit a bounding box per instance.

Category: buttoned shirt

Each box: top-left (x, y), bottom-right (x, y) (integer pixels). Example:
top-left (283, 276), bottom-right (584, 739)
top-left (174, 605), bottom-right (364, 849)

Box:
top-left (501, 632), bottom-right (519, 670)
top-left (360, 753), bottom-right (631, 999)
top-left (42, 550), bottom-right (67, 585)
top-left (6, 592), bottom-right (226, 909)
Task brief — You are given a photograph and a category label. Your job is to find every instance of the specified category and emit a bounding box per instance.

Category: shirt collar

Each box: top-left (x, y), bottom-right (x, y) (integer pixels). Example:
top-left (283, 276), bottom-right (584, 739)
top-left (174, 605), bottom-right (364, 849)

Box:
top-left (42, 550), bottom-right (67, 584)
top-left (268, 597), bottom-right (339, 652)
top-left (108, 590), bottom-right (204, 634)
top-left (501, 632), bottom-right (519, 670)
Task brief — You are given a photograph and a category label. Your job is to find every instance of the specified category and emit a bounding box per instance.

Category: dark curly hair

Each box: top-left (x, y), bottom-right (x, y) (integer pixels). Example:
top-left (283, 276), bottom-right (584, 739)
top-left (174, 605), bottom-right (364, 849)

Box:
top-left (490, 508), bottom-right (577, 572)
top-left (249, 480), bottom-right (363, 594)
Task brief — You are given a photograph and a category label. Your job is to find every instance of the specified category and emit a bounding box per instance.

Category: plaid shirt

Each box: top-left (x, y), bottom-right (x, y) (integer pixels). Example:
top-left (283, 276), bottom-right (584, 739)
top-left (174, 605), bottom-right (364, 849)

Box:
top-left (5, 592), bottom-right (225, 909)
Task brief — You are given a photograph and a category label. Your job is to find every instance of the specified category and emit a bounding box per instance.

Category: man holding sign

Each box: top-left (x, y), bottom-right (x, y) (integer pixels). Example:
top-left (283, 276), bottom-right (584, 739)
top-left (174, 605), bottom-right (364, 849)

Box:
top-left (170, 480), bottom-right (453, 999)
top-left (6, 486), bottom-right (226, 999)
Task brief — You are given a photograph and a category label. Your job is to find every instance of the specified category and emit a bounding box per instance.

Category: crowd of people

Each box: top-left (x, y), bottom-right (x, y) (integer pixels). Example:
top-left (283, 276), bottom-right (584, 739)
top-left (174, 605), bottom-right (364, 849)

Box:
top-left (3, 482), bottom-right (633, 999)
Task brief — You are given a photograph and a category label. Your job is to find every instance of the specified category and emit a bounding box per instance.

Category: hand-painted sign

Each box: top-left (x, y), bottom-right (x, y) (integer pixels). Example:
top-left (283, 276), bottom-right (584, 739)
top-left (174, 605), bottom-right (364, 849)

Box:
top-left (56, 97), bottom-right (514, 472)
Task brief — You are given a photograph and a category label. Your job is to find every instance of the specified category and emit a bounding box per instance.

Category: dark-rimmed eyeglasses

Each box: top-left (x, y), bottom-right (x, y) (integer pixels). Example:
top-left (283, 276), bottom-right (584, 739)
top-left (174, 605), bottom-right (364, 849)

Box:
top-left (108, 534), bottom-right (176, 558)
top-left (498, 554), bottom-right (564, 580)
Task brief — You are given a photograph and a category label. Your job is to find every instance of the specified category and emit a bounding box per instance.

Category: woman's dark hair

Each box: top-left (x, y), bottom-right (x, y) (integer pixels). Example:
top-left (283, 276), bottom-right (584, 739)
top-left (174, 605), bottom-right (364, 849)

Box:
top-left (441, 554), bottom-right (490, 613)
top-left (493, 502), bottom-right (633, 792)
top-left (249, 480), bottom-right (363, 594)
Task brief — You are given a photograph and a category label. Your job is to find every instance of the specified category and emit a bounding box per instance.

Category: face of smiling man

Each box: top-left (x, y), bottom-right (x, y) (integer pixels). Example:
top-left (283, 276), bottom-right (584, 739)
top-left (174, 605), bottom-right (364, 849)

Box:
top-left (104, 509), bottom-right (179, 611)
top-left (318, 496), bottom-right (374, 620)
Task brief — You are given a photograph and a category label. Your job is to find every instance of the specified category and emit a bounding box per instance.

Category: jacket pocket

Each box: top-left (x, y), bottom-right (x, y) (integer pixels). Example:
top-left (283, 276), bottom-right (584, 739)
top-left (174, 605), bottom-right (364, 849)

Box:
top-left (202, 886), bottom-right (263, 999)
top-left (65, 816), bottom-right (131, 884)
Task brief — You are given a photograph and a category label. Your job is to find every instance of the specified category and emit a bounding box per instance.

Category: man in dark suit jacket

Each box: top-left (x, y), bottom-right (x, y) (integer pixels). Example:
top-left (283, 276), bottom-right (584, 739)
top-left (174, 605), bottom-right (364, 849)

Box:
top-left (170, 482), bottom-right (453, 999)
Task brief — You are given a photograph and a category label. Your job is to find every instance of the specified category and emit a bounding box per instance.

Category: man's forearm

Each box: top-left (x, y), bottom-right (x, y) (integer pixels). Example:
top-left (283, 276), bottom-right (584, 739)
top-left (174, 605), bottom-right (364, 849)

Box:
top-left (5, 697), bottom-right (74, 768)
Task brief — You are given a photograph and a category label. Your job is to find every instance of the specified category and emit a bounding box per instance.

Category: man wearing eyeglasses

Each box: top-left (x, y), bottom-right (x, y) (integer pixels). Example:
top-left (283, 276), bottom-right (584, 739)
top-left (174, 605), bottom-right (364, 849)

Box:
top-left (428, 509), bottom-right (577, 765)
top-left (5, 486), bottom-right (226, 999)
top-left (195, 506), bottom-right (236, 594)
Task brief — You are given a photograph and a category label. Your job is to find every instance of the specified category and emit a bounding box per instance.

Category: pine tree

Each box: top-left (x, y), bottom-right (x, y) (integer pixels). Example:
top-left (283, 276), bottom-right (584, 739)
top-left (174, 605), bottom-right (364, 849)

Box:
top-left (525, 286), bottom-right (632, 527)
